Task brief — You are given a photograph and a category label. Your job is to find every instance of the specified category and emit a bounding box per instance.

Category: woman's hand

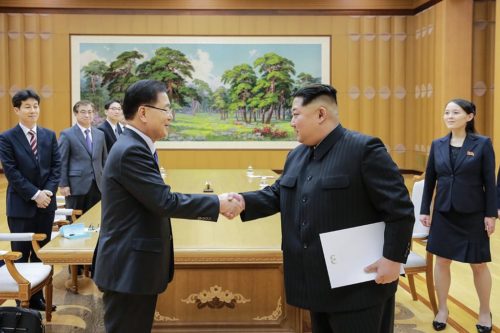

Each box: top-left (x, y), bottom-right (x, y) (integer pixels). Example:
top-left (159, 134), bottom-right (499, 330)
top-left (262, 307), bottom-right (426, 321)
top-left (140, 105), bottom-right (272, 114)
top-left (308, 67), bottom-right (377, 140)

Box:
top-left (420, 214), bottom-right (431, 227)
top-left (484, 216), bottom-right (496, 237)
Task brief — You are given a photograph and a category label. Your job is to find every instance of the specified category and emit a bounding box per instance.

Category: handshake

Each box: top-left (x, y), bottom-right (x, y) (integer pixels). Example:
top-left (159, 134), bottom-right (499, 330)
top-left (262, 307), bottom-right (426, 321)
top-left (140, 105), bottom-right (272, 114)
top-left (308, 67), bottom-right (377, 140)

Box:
top-left (218, 192), bottom-right (246, 219)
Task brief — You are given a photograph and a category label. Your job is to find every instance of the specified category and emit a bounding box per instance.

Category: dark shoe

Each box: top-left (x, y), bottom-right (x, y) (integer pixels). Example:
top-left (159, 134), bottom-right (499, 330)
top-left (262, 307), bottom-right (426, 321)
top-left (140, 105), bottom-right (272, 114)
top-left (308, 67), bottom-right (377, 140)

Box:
top-left (476, 313), bottom-right (492, 333)
top-left (30, 300), bottom-right (57, 312)
top-left (432, 310), bottom-right (448, 331)
top-left (432, 321), bottom-right (447, 331)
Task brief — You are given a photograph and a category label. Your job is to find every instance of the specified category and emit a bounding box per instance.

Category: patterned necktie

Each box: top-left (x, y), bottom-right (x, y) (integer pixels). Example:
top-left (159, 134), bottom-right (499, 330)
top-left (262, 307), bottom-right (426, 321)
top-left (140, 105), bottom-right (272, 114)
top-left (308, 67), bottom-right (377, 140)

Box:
top-left (153, 151), bottom-right (159, 164)
top-left (116, 124), bottom-right (123, 135)
top-left (28, 130), bottom-right (37, 157)
top-left (85, 129), bottom-right (93, 153)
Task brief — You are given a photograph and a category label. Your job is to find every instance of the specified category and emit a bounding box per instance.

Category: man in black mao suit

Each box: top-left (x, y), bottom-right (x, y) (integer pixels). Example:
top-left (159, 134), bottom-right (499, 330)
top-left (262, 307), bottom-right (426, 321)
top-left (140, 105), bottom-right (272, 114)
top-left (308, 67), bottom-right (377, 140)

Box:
top-left (93, 80), bottom-right (241, 333)
top-left (97, 100), bottom-right (125, 152)
top-left (0, 89), bottom-right (60, 311)
top-left (232, 84), bottom-right (414, 333)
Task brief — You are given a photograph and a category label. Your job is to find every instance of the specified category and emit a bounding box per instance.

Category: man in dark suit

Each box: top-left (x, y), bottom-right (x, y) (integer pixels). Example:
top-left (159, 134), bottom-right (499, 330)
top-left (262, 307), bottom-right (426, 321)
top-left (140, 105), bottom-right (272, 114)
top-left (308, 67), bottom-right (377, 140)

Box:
top-left (230, 84), bottom-right (414, 333)
top-left (0, 89), bottom-right (60, 311)
top-left (97, 99), bottom-right (125, 152)
top-left (93, 79), bottom-right (241, 333)
top-left (59, 100), bottom-right (107, 213)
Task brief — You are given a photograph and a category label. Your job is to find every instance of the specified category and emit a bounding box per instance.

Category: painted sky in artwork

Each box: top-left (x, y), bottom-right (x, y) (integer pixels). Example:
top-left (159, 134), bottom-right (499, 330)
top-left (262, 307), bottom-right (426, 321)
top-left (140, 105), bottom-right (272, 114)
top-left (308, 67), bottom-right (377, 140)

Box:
top-left (79, 40), bottom-right (324, 90)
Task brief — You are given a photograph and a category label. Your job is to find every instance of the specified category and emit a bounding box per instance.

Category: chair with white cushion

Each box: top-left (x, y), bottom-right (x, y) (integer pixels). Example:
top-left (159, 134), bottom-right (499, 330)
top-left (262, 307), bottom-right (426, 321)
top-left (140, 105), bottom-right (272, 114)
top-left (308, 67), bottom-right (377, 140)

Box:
top-left (0, 233), bottom-right (54, 321)
top-left (403, 176), bottom-right (438, 314)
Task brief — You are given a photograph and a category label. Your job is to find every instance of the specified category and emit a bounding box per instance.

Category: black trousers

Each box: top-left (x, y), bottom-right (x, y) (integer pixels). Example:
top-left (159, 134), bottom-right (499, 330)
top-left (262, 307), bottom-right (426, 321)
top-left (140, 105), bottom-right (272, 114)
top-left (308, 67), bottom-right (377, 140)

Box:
top-left (102, 290), bottom-right (158, 333)
top-left (7, 209), bottom-right (54, 304)
top-left (310, 295), bottom-right (395, 333)
top-left (65, 180), bottom-right (101, 214)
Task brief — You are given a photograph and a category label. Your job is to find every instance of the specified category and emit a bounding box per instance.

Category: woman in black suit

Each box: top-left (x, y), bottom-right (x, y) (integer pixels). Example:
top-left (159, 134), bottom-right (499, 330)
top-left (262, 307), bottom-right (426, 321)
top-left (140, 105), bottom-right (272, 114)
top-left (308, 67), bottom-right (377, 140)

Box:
top-left (420, 99), bottom-right (496, 332)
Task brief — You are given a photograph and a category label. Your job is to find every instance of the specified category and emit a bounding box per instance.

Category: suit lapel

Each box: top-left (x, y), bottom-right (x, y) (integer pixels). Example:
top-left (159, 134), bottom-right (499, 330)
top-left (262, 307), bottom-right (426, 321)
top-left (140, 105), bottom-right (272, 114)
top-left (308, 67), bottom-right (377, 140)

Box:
top-left (436, 135), bottom-right (452, 172)
top-left (12, 125), bottom-right (38, 164)
top-left (91, 127), bottom-right (99, 157)
top-left (453, 134), bottom-right (478, 171)
top-left (105, 121), bottom-right (117, 142)
top-left (74, 125), bottom-right (92, 156)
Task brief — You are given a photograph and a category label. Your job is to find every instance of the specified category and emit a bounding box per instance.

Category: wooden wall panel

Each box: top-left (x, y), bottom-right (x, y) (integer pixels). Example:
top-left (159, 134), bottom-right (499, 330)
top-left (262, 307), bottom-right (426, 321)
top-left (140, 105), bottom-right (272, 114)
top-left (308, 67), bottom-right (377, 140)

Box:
top-left (0, 2), bottom-right (493, 171)
top-left (472, 0), bottom-right (495, 138)
top-left (0, 14), bottom-right (10, 128)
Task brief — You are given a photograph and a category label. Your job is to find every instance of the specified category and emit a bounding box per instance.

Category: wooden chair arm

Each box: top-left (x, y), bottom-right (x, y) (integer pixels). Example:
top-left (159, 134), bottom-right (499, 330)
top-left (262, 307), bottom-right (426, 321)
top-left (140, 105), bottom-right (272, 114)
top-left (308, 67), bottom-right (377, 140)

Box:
top-left (0, 252), bottom-right (30, 285)
top-left (0, 251), bottom-right (22, 261)
top-left (32, 233), bottom-right (47, 253)
top-left (53, 220), bottom-right (70, 229)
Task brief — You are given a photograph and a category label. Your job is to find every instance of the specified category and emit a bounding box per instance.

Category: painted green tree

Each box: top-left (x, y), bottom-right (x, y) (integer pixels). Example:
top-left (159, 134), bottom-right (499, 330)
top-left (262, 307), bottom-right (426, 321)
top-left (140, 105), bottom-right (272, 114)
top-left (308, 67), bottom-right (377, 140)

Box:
top-left (81, 60), bottom-right (109, 112)
top-left (221, 64), bottom-right (257, 123)
top-left (253, 53), bottom-right (295, 124)
top-left (136, 47), bottom-right (194, 108)
top-left (102, 50), bottom-right (144, 101)
top-left (212, 86), bottom-right (229, 120)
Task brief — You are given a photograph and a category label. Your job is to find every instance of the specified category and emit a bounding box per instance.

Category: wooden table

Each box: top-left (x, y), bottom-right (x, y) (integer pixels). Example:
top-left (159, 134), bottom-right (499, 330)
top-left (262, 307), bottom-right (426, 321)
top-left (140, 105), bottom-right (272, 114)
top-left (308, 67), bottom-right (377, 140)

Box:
top-left (38, 169), bottom-right (303, 333)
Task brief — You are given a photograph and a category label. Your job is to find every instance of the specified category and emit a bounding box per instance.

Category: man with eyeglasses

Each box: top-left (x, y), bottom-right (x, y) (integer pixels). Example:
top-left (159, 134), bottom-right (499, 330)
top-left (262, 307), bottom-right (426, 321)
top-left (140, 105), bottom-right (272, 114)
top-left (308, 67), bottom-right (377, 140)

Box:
top-left (98, 100), bottom-right (125, 152)
top-left (0, 89), bottom-right (60, 312)
top-left (93, 79), bottom-right (242, 333)
top-left (58, 100), bottom-right (107, 214)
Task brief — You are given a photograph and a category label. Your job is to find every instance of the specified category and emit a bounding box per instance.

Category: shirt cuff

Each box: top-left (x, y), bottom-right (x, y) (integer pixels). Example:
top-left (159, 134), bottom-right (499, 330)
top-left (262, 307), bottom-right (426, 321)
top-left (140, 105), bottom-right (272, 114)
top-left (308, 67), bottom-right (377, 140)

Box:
top-left (31, 190), bottom-right (41, 201)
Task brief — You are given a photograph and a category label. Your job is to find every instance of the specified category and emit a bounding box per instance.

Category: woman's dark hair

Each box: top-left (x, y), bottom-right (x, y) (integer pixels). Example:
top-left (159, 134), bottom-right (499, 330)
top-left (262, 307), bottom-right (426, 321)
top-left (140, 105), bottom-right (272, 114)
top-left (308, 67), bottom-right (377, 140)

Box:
top-left (448, 98), bottom-right (476, 133)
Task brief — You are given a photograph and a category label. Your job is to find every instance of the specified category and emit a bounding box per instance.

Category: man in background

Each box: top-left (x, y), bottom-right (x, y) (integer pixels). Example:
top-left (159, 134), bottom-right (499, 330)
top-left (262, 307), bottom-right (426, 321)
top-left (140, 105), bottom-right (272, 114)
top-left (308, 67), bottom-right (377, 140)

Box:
top-left (231, 84), bottom-right (414, 333)
top-left (59, 100), bottom-right (107, 213)
top-left (97, 100), bottom-right (125, 152)
top-left (0, 89), bottom-right (60, 311)
top-left (93, 79), bottom-right (241, 333)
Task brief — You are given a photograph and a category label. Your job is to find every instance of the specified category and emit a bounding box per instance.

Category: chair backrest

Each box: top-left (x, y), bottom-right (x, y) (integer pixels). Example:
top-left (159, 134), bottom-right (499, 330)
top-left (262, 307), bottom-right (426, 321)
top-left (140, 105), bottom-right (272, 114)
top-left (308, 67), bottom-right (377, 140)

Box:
top-left (411, 179), bottom-right (429, 238)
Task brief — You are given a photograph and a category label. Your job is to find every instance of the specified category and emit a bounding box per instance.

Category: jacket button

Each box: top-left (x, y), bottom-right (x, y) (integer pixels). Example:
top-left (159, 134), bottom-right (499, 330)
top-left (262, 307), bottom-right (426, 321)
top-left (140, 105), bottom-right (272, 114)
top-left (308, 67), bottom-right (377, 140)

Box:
top-left (303, 243), bottom-right (308, 249)
top-left (307, 176), bottom-right (312, 181)
top-left (302, 197), bottom-right (307, 203)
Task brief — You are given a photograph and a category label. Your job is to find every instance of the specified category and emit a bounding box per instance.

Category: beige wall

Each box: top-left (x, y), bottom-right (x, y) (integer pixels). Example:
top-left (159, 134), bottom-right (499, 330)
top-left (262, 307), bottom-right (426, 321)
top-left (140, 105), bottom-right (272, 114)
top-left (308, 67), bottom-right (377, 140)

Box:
top-left (0, 0), bottom-right (495, 171)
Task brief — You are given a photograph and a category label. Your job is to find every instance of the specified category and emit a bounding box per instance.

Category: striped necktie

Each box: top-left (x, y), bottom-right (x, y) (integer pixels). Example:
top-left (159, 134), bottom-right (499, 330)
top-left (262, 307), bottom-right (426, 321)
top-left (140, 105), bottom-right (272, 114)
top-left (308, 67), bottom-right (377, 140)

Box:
top-left (28, 129), bottom-right (38, 157)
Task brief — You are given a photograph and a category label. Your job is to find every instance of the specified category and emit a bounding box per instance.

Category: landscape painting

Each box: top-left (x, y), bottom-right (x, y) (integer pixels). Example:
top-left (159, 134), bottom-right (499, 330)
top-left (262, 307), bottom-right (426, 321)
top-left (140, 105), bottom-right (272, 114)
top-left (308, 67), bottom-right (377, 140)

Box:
top-left (71, 35), bottom-right (330, 149)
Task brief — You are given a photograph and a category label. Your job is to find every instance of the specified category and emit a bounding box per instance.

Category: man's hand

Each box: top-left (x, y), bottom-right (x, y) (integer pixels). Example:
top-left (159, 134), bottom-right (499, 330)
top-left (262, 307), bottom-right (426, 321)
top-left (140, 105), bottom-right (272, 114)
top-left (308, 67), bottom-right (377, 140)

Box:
top-left (419, 214), bottom-right (431, 227)
top-left (59, 186), bottom-right (71, 197)
top-left (364, 257), bottom-right (401, 284)
top-left (218, 192), bottom-right (245, 219)
top-left (34, 191), bottom-right (52, 209)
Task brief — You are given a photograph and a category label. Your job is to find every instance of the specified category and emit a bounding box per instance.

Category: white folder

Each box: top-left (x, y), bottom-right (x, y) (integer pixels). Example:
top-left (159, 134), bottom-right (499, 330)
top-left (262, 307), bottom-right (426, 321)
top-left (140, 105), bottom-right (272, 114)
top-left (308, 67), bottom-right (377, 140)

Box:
top-left (319, 221), bottom-right (404, 289)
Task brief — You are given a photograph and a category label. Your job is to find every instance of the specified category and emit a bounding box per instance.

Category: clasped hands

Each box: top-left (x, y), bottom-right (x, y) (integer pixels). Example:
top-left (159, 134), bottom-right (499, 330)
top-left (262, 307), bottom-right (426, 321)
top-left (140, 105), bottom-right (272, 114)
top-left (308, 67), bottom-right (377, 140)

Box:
top-left (218, 192), bottom-right (245, 219)
top-left (35, 189), bottom-right (53, 208)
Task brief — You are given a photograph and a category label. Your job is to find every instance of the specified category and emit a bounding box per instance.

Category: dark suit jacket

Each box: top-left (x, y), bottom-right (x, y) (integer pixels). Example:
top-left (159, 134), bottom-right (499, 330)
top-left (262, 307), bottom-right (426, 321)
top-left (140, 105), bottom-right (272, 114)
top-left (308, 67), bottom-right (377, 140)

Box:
top-left (240, 125), bottom-right (414, 312)
top-left (97, 120), bottom-right (122, 153)
top-left (93, 128), bottom-right (220, 295)
top-left (421, 133), bottom-right (497, 217)
top-left (59, 124), bottom-right (107, 195)
top-left (0, 125), bottom-right (61, 218)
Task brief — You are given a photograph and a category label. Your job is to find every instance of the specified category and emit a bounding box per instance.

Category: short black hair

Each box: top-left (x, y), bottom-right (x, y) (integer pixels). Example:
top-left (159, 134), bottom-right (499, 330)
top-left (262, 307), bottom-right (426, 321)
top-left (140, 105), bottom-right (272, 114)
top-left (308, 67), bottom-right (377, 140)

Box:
top-left (73, 100), bottom-right (95, 114)
top-left (122, 80), bottom-right (167, 120)
top-left (292, 84), bottom-right (338, 106)
top-left (104, 99), bottom-right (122, 110)
top-left (12, 89), bottom-right (40, 108)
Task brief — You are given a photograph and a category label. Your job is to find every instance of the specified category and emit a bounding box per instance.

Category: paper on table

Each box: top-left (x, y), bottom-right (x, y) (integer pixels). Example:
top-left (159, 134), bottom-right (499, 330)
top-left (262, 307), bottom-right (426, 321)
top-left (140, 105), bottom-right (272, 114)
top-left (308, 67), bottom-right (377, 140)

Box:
top-left (319, 221), bottom-right (404, 289)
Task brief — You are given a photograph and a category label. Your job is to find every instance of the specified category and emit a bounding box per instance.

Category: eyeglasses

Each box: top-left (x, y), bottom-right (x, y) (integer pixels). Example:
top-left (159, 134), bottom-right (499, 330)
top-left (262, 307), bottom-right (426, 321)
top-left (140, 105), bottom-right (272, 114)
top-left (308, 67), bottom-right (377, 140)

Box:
top-left (143, 104), bottom-right (172, 115)
top-left (78, 110), bottom-right (94, 115)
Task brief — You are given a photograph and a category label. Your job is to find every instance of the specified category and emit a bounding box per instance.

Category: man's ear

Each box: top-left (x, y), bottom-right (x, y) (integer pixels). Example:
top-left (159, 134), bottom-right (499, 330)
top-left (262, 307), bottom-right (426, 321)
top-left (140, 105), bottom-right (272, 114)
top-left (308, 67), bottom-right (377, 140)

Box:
top-left (138, 106), bottom-right (148, 122)
top-left (318, 106), bottom-right (327, 123)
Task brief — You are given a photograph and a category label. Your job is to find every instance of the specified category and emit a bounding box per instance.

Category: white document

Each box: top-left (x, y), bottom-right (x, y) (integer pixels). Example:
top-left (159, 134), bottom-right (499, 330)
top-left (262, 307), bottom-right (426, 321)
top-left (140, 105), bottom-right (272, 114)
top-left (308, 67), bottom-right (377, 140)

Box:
top-left (319, 221), bottom-right (405, 289)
